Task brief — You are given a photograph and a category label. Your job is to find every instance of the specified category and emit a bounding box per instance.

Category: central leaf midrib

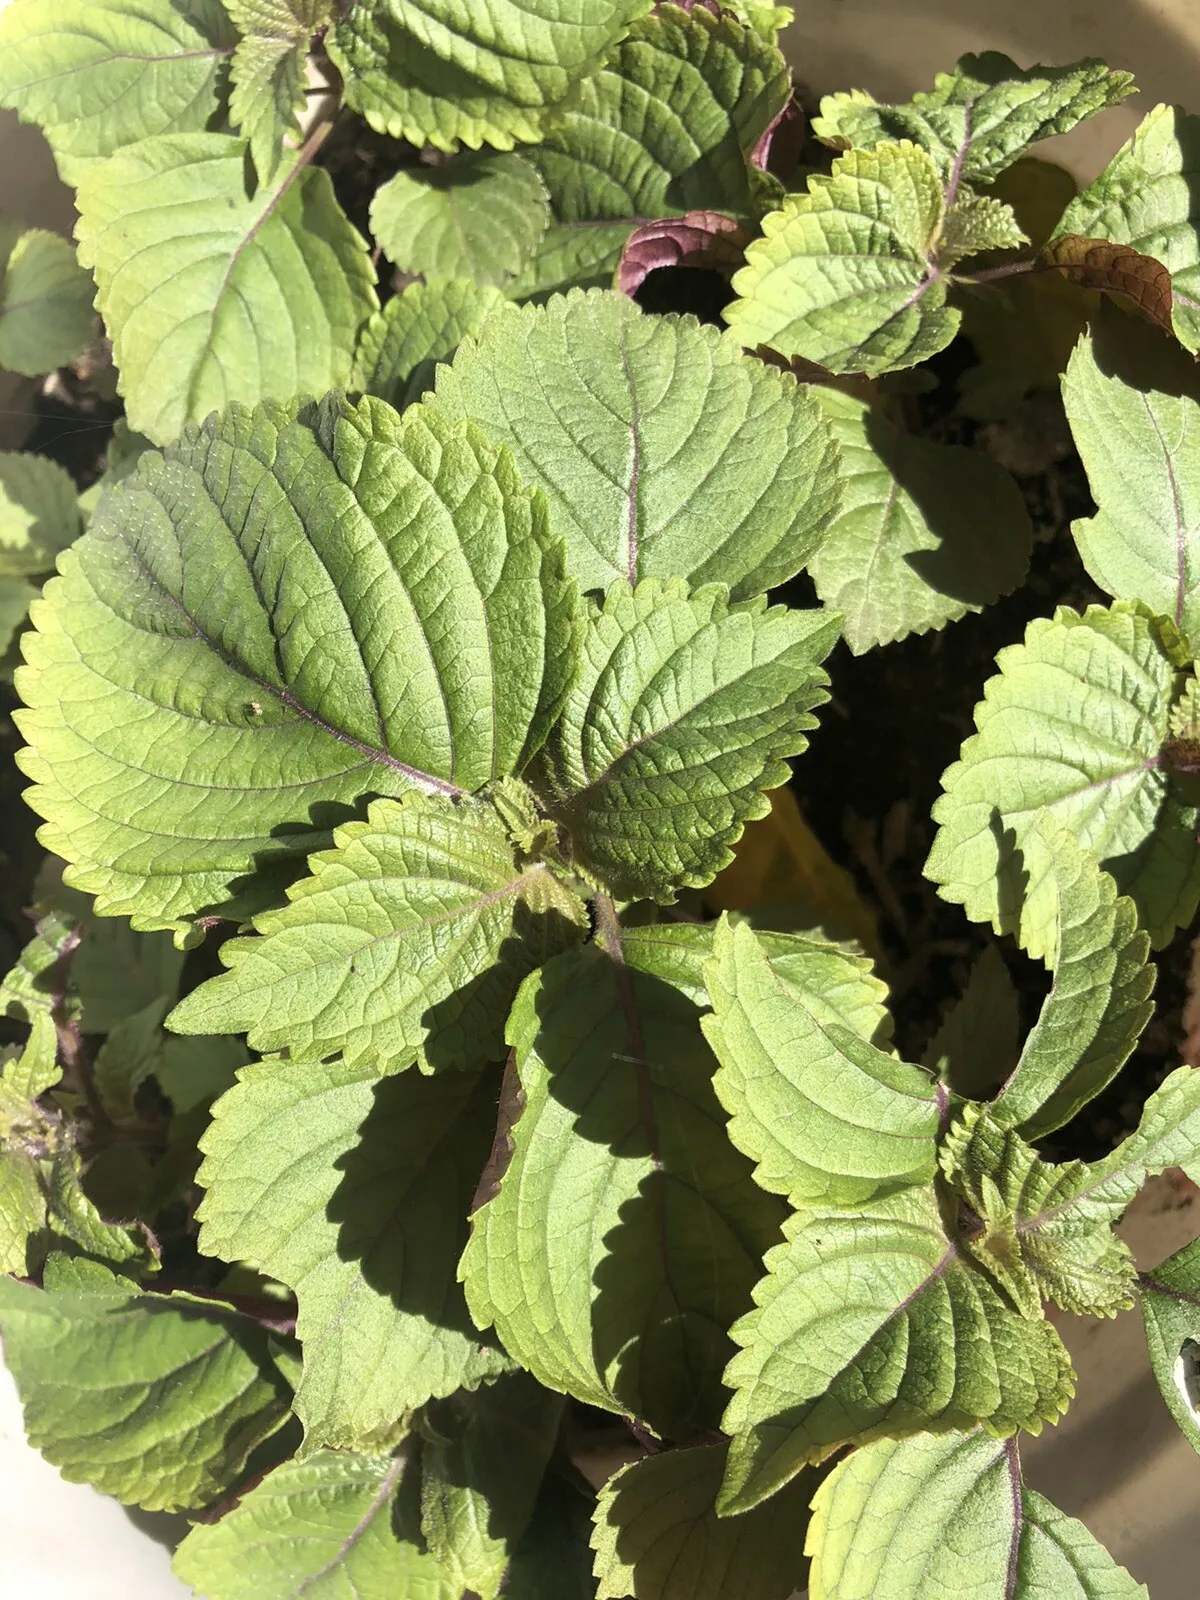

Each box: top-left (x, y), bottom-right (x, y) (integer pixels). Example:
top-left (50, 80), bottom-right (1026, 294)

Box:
top-left (108, 522), bottom-right (465, 798)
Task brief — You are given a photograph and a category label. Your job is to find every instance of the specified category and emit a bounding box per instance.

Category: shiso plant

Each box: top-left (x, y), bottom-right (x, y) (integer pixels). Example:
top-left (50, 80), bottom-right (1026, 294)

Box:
top-left (1, 2), bottom-right (1200, 1596)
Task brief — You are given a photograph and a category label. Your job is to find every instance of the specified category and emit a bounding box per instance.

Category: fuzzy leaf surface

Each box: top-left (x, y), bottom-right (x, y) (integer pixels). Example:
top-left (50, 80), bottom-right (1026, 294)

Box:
top-left (926, 603), bottom-right (1200, 960)
top-left (226, 0), bottom-right (331, 183)
top-left (1054, 105), bottom-right (1200, 352)
top-left (327, 0), bottom-right (651, 151)
top-left (461, 926), bottom-right (787, 1438)
top-left (719, 1183), bottom-right (1074, 1512)
top-left (702, 918), bottom-right (937, 1208)
top-left (75, 133), bottom-right (377, 445)
top-left (809, 388), bottom-right (1031, 652)
top-left (0, 0), bottom-right (234, 183)
top-left (725, 142), bottom-right (959, 376)
top-left (813, 54), bottom-right (1134, 183)
top-left (1063, 323), bottom-right (1200, 656)
top-left (435, 290), bottom-right (839, 599)
top-left (0, 225), bottom-right (95, 378)
top-left (16, 396), bottom-right (577, 936)
top-left (807, 1430), bottom-right (1146, 1599)
top-left (510, 6), bottom-right (789, 298)
top-left (371, 152), bottom-right (549, 287)
top-left (592, 1439), bottom-right (813, 1600)
top-left (171, 792), bottom-right (587, 1072)
top-left (352, 278), bottom-right (509, 413)
top-left (989, 815), bottom-right (1153, 1137)
top-left (419, 1372), bottom-right (562, 1600)
top-left (1138, 1236), bottom-right (1200, 1456)
top-left (544, 579), bottom-right (839, 901)
top-left (173, 1447), bottom-right (457, 1598)
top-left (196, 1057), bottom-right (509, 1447)
top-left (0, 1271), bottom-right (289, 1511)
top-left (945, 1068), bottom-right (1200, 1318)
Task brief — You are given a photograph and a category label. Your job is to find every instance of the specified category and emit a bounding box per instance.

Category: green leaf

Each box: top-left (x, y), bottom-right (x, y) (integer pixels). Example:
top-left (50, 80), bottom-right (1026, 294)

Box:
top-left (922, 945), bottom-right (1019, 1100)
top-left (1025, 1064), bottom-right (1200, 1229)
top-left (940, 1107), bottom-right (1137, 1320)
top-left (0, 452), bottom-right (82, 575)
top-left (156, 1033), bottom-right (247, 1114)
top-left (935, 190), bottom-right (1028, 266)
top-left (0, 1272), bottom-right (290, 1511)
top-left (1138, 1236), bottom-right (1200, 1456)
top-left (807, 1430), bottom-right (1147, 1599)
top-left (43, 1143), bottom-right (151, 1270)
top-left (945, 1068), bottom-right (1200, 1318)
top-left (419, 1372), bottom-right (562, 1600)
top-left (75, 133), bottom-right (377, 445)
top-left (813, 53), bottom-right (1134, 183)
top-left (0, 0), bottom-right (235, 184)
top-left (352, 277), bottom-right (510, 413)
top-left (926, 602), bottom-right (1200, 960)
top-left (719, 1183), bottom-right (1074, 1513)
top-left (173, 1446), bottom-right (459, 1598)
top-left (71, 901), bottom-right (185, 1033)
top-left (505, 1471), bottom-right (599, 1600)
top-left (77, 421), bottom-right (154, 521)
top-left (171, 791), bottom-right (587, 1072)
top-left (1054, 104), bottom-right (1200, 353)
top-left (434, 290), bottom-right (840, 599)
top-left (725, 141), bottom-right (960, 376)
top-left (702, 918), bottom-right (938, 1208)
top-left (0, 444), bottom-right (83, 654)
top-left (1062, 320), bottom-right (1200, 655)
top-left (543, 579), bottom-right (839, 902)
top-left (371, 152), bottom-right (550, 288)
top-left (196, 1056), bottom-right (510, 1447)
top-left (509, 6), bottom-right (790, 299)
top-left (327, 0), bottom-right (652, 152)
top-left (93, 996), bottom-right (170, 1120)
top-left (988, 815), bottom-right (1153, 1138)
top-left (726, 3), bottom-right (793, 44)
top-left (461, 928), bottom-right (787, 1438)
top-left (226, 0), bottom-right (331, 184)
top-left (0, 887), bottom-right (84, 1024)
top-left (809, 388), bottom-right (1031, 652)
top-left (0, 1014), bottom-right (59, 1273)
top-left (0, 1146), bottom-right (45, 1276)
top-left (0, 224), bottom-right (94, 378)
top-left (16, 395), bottom-right (578, 937)
top-left (592, 1439), bottom-right (813, 1600)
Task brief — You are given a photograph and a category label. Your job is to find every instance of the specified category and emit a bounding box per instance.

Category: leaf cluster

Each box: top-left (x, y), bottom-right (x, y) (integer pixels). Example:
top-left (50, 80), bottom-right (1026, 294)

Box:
top-left (3, 8), bottom-right (1200, 1599)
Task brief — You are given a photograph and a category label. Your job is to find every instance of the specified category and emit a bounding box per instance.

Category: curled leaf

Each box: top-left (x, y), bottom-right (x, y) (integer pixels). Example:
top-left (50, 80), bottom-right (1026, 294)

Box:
top-left (1041, 235), bottom-right (1176, 336)
top-left (616, 210), bottom-right (751, 295)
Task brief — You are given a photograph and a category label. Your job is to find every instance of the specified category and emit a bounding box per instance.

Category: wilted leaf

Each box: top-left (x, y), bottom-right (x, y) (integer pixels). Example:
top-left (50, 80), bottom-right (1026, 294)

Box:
top-left (1041, 236), bottom-right (1175, 334)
